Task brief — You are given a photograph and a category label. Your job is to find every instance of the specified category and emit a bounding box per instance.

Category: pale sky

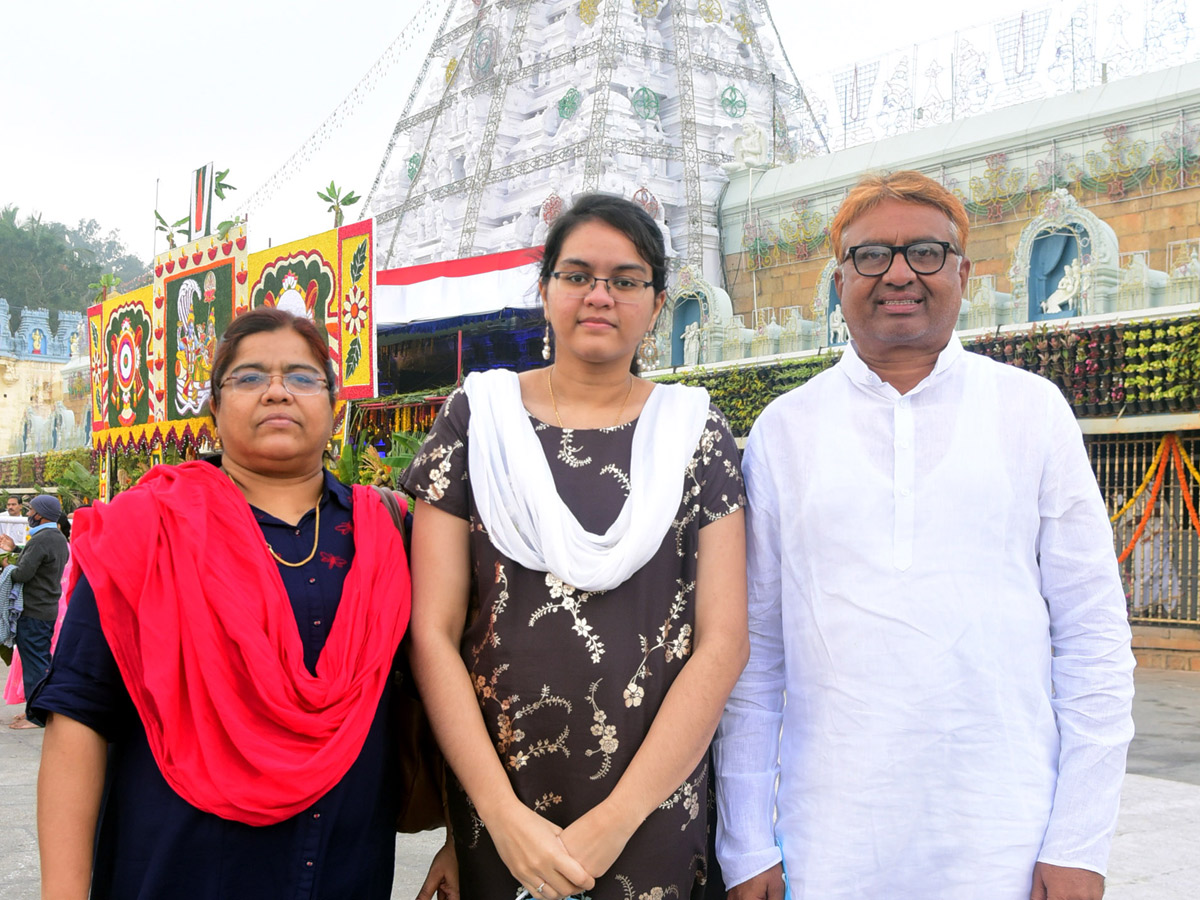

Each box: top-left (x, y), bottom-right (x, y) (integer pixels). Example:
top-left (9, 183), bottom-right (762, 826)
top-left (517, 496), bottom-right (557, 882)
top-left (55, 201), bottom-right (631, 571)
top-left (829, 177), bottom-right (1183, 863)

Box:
top-left (0, 0), bottom-right (1042, 266)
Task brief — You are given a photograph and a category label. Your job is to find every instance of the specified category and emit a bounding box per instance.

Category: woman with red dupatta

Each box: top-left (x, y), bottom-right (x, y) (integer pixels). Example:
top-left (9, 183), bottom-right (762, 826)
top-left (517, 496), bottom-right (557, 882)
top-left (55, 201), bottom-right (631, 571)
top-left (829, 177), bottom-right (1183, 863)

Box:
top-left (33, 308), bottom-right (445, 899)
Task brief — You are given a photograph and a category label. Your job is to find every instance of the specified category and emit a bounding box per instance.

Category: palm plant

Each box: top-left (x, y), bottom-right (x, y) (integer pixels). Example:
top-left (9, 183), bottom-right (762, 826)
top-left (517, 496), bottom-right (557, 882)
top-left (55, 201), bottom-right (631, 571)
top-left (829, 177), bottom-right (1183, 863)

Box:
top-left (317, 181), bottom-right (361, 229)
top-left (213, 168), bottom-right (237, 200)
top-left (87, 272), bottom-right (122, 303)
top-left (52, 460), bottom-right (100, 509)
top-left (155, 211), bottom-right (189, 250)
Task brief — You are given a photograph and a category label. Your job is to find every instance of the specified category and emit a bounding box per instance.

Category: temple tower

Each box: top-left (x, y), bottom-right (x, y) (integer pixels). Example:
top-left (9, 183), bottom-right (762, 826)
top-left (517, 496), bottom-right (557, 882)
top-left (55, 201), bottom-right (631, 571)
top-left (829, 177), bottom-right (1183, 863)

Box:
top-left (365, 0), bottom-right (818, 284)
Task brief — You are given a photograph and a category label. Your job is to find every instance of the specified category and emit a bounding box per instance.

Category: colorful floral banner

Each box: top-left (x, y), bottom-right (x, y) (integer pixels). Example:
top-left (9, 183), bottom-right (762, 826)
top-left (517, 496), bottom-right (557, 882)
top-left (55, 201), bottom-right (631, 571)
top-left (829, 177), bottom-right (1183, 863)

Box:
top-left (88, 286), bottom-right (169, 452)
top-left (89, 222), bottom-right (374, 453)
top-left (165, 257), bottom-right (235, 420)
top-left (335, 220), bottom-right (375, 400)
top-left (88, 231), bottom-right (248, 452)
top-left (249, 230), bottom-right (338, 320)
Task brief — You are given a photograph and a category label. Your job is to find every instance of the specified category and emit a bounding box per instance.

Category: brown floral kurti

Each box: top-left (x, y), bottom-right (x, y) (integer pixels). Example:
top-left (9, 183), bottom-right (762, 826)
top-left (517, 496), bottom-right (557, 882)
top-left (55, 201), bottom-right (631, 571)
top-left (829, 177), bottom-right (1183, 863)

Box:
top-left (402, 388), bottom-right (745, 900)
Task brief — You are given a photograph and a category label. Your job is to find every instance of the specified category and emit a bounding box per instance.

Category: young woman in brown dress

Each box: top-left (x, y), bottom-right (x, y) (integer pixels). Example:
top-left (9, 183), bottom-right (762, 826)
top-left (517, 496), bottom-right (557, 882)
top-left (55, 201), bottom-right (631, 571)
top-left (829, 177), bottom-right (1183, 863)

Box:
top-left (404, 195), bottom-right (747, 900)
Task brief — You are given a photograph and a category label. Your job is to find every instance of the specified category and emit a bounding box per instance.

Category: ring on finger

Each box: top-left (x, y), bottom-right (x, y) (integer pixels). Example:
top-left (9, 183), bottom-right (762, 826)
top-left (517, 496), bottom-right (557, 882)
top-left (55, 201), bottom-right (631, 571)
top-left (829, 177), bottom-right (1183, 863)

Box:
top-left (535, 883), bottom-right (546, 896)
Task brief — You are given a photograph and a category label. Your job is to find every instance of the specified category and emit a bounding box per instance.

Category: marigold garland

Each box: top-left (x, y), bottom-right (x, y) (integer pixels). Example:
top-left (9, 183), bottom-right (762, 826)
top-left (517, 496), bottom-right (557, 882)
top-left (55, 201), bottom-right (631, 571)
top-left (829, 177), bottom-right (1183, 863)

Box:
top-left (1176, 441), bottom-right (1200, 488)
top-left (1111, 433), bottom-right (1200, 564)
top-left (1109, 436), bottom-right (1168, 525)
top-left (1116, 435), bottom-right (1172, 564)
top-left (1169, 440), bottom-right (1200, 539)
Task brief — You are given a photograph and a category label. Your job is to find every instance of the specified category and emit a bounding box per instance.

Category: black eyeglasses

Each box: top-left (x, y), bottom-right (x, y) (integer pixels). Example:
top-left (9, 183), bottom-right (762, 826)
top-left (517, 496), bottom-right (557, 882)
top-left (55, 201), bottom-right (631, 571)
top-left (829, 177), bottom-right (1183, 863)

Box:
top-left (844, 241), bottom-right (957, 277)
top-left (551, 271), bottom-right (654, 299)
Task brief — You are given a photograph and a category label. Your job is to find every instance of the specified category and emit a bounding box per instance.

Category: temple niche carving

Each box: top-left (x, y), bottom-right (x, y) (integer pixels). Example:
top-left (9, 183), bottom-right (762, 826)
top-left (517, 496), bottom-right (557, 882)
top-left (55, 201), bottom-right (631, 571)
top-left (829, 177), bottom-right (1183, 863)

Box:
top-left (776, 305), bottom-right (805, 354)
top-left (814, 258), bottom-right (843, 347)
top-left (1117, 251), bottom-right (1168, 311)
top-left (1165, 239), bottom-right (1200, 307)
top-left (722, 120), bottom-right (771, 174)
top-left (751, 308), bottom-right (784, 357)
top-left (1010, 189), bottom-right (1120, 322)
top-left (660, 266), bottom-right (734, 367)
top-left (0, 300), bottom-right (90, 454)
top-left (960, 275), bottom-right (1015, 330)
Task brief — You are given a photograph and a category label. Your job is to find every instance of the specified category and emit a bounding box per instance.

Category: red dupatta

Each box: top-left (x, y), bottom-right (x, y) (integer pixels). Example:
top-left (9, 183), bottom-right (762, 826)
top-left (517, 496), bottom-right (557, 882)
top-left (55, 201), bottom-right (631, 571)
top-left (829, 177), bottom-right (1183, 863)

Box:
top-left (68, 461), bottom-right (411, 826)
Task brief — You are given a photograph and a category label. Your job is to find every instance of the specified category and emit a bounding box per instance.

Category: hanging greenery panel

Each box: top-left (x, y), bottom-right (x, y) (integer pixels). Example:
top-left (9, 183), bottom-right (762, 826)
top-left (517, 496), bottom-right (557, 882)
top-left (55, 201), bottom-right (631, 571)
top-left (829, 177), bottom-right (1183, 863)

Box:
top-left (646, 316), bottom-right (1200, 438)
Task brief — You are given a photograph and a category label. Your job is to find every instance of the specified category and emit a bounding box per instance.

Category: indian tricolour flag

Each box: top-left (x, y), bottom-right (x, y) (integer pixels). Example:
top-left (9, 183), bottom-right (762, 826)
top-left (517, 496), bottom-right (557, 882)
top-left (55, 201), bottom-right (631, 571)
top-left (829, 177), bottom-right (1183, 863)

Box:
top-left (189, 163), bottom-right (214, 241)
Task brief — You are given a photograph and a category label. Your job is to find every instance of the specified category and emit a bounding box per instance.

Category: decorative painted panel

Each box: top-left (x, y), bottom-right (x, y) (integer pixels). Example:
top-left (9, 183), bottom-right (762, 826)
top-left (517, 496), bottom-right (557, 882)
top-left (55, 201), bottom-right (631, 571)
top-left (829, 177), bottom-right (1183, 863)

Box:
top-left (88, 222), bottom-right (373, 452)
top-left (335, 219), bottom-right (377, 400)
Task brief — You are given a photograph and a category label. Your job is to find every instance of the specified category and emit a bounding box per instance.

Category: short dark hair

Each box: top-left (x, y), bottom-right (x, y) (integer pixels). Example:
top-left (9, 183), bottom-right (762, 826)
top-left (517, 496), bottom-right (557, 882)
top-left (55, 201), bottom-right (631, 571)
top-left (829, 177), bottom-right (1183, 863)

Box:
top-left (209, 307), bottom-right (338, 410)
top-left (538, 193), bottom-right (668, 294)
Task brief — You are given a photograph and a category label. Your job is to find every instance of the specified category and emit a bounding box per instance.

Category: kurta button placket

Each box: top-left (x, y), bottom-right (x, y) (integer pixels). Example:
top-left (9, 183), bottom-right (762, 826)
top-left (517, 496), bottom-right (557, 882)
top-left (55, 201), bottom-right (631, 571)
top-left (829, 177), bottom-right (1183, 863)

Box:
top-left (893, 396), bottom-right (916, 570)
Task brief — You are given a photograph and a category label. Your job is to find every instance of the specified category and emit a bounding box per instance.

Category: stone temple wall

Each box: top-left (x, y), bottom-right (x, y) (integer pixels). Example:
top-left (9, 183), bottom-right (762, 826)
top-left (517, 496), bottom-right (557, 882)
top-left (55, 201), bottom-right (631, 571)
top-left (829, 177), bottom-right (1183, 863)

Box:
top-left (0, 300), bottom-right (90, 456)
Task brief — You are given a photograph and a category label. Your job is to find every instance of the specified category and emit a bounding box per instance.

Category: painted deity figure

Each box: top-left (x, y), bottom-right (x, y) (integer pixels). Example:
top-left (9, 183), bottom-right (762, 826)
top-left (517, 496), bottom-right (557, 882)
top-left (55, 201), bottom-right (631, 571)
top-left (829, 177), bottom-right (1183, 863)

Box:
top-left (276, 270), bottom-right (313, 319)
top-left (174, 275), bottom-right (217, 415)
top-left (195, 313), bottom-right (217, 385)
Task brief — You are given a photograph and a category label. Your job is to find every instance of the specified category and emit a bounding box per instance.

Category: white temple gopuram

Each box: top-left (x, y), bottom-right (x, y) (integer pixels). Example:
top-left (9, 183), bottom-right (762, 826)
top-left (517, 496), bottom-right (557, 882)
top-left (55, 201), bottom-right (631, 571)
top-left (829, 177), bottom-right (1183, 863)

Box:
top-left (364, 0), bottom-right (820, 284)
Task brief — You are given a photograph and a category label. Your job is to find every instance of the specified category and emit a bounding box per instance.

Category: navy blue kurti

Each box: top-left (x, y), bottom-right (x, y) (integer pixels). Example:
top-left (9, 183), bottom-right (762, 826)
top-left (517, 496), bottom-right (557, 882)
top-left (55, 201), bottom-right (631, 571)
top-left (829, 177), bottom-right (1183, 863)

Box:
top-left (31, 470), bottom-right (400, 900)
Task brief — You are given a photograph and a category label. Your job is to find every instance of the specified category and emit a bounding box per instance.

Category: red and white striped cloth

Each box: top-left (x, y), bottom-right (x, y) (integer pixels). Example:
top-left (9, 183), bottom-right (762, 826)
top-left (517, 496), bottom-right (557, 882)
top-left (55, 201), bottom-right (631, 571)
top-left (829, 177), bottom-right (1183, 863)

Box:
top-left (375, 246), bottom-right (543, 325)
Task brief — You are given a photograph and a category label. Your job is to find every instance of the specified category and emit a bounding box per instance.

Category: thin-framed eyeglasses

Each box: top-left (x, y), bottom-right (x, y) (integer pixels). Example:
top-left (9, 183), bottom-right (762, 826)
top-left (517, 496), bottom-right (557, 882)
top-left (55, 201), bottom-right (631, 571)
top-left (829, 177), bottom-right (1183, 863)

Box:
top-left (551, 270), bottom-right (654, 301)
top-left (220, 371), bottom-right (329, 396)
top-left (844, 241), bottom-right (957, 277)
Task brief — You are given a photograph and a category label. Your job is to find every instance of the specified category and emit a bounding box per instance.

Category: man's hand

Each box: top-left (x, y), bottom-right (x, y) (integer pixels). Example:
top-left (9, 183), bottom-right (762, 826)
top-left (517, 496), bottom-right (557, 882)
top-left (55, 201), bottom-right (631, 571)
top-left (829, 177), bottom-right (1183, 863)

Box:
top-left (0, 534), bottom-right (16, 553)
top-left (416, 838), bottom-right (459, 900)
top-left (727, 863), bottom-right (785, 900)
top-left (1030, 861), bottom-right (1104, 900)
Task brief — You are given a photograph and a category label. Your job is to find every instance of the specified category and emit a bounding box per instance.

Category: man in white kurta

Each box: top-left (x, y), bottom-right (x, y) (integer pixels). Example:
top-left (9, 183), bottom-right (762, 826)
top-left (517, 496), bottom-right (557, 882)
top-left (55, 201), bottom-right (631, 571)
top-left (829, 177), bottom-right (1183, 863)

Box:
top-left (714, 172), bottom-right (1134, 900)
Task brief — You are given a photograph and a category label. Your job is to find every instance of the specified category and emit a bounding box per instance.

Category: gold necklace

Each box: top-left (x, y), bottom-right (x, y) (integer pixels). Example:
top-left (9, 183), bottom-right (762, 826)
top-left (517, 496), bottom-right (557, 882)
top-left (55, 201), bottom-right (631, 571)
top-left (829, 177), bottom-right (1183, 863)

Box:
top-left (226, 469), bottom-right (321, 567)
top-left (547, 367), bottom-right (635, 429)
top-left (266, 501), bottom-right (320, 567)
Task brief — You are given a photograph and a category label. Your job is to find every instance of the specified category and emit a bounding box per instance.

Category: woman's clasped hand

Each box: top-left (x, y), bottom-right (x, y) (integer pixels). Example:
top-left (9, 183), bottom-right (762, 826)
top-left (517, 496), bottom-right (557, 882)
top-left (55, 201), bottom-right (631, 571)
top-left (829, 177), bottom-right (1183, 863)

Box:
top-left (487, 799), bottom-right (597, 897)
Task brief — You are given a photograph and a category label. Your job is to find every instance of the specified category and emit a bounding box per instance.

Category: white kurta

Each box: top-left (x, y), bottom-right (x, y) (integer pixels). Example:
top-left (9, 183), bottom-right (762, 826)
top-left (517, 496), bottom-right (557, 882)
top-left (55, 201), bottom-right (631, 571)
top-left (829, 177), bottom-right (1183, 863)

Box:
top-left (714, 338), bottom-right (1135, 899)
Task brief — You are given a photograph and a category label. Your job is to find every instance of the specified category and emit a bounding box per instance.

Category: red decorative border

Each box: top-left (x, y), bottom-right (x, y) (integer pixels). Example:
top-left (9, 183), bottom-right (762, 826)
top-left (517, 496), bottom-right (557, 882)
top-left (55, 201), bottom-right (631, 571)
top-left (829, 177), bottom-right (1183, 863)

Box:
top-left (377, 245), bottom-right (542, 285)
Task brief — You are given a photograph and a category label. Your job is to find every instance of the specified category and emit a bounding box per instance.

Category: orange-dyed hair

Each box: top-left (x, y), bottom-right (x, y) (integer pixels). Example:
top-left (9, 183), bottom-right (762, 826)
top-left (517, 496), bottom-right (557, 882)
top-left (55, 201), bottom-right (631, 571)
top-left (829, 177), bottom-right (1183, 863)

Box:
top-left (829, 171), bottom-right (969, 262)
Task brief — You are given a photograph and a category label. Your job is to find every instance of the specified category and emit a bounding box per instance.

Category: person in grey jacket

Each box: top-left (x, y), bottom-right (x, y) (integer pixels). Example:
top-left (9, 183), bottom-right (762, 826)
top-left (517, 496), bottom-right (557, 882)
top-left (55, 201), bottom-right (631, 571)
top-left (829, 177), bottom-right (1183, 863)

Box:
top-left (1, 494), bottom-right (69, 729)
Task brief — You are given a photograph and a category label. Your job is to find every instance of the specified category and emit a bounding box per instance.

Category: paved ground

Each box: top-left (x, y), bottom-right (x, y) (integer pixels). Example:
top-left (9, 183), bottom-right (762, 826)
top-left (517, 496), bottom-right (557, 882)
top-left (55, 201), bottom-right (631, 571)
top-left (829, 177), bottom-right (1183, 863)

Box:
top-left (1, 664), bottom-right (1198, 898)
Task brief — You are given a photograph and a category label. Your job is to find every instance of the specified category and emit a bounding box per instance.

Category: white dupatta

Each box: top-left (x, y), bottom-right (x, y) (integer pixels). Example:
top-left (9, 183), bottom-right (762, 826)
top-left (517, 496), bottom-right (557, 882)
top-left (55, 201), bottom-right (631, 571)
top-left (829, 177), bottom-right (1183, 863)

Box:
top-left (463, 369), bottom-right (710, 591)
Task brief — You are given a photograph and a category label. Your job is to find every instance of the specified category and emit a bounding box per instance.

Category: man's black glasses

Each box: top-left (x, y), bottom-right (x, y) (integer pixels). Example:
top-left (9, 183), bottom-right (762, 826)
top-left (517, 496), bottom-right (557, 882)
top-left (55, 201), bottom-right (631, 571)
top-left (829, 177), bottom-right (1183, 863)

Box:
top-left (844, 241), bottom-right (956, 277)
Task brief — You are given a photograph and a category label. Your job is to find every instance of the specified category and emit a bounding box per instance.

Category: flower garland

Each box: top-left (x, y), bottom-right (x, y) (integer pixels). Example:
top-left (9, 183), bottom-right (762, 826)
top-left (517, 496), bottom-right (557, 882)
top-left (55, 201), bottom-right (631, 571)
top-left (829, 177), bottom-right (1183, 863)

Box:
top-left (1111, 433), bottom-right (1200, 564)
top-left (1109, 436), bottom-right (1168, 526)
top-left (1114, 435), bottom-right (1171, 564)
top-left (1169, 440), bottom-right (1200, 543)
